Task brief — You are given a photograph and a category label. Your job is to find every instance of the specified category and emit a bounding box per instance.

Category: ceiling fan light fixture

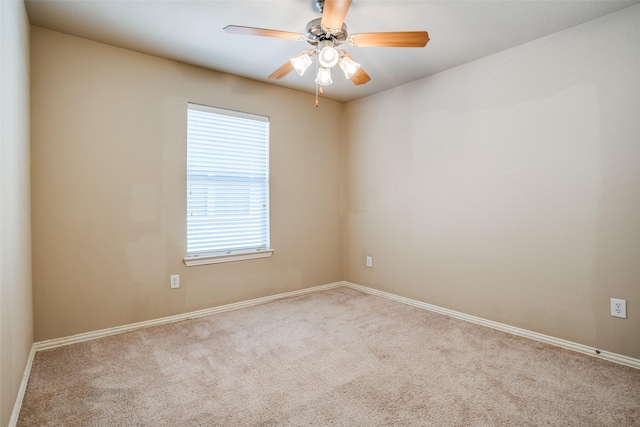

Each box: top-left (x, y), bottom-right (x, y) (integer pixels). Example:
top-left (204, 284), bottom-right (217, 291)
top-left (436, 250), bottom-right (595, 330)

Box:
top-left (225, 0), bottom-right (430, 99)
top-left (291, 52), bottom-right (314, 76)
top-left (338, 55), bottom-right (360, 79)
top-left (318, 46), bottom-right (339, 68)
top-left (315, 67), bottom-right (333, 86)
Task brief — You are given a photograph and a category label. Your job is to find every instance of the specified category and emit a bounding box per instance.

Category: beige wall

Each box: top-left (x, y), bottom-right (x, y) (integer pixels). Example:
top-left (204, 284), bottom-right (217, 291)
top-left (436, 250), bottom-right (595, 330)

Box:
top-left (30, 27), bottom-right (345, 341)
top-left (29, 5), bottom-right (640, 362)
top-left (345, 6), bottom-right (640, 359)
top-left (1, 1), bottom-right (33, 425)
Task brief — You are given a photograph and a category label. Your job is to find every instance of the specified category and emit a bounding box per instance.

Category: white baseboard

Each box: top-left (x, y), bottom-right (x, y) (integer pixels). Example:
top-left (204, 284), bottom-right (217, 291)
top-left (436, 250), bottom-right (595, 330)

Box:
top-left (34, 281), bottom-right (343, 351)
top-left (9, 344), bottom-right (36, 427)
top-left (31, 280), bottom-right (640, 368)
top-left (342, 281), bottom-right (640, 370)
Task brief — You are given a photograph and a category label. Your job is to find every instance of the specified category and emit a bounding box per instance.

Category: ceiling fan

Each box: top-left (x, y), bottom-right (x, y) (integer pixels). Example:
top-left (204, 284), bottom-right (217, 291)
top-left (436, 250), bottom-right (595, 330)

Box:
top-left (224, 0), bottom-right (430, 106)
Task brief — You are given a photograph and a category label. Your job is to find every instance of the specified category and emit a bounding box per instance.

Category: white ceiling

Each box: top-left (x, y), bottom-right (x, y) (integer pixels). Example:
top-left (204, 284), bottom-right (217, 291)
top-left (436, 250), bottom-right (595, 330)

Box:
top-left (25, 0), bottom-right (640, 103)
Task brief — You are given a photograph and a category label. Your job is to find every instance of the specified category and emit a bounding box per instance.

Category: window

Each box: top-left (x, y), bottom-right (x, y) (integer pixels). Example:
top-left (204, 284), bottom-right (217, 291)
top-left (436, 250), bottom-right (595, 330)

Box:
top-left (185, 103), bottom-right (272, 266)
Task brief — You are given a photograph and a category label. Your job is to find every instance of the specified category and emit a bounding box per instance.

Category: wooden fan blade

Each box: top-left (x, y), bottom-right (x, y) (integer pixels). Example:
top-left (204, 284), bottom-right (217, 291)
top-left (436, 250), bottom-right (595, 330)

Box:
top-left (321, 0), bottom-right (352, 31)
top-left (224, 25), bottom-right (305, 41)
top-left (268, 61), bottom-right (294, 80)
top-left (342, 52), bottom-right (371, 85)
top-left (351, 67), bottom-right (371, 86)
top-left (349, 31), bottom-right (430, 47)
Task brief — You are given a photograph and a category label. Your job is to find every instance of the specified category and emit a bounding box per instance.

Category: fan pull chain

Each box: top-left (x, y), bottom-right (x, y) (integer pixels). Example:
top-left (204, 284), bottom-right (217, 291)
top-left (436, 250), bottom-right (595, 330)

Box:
top-left (315, 82), bottom-right (324, 107)
top-left (314, 58), bottom-right (324, 107)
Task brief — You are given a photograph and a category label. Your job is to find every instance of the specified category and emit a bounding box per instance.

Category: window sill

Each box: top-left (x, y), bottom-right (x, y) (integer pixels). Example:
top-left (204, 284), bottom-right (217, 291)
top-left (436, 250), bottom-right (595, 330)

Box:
top-left (184, 249), bottom-right (274, 266)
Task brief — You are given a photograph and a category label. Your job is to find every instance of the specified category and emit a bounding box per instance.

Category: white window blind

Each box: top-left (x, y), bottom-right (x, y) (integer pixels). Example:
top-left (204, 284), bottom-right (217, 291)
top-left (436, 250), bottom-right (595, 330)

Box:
top-left (186, 103), bottom-right (270, 263)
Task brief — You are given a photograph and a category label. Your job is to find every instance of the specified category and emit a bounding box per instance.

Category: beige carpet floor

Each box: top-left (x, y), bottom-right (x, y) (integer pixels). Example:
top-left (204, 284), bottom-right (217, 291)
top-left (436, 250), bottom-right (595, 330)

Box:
top-left (18, 287), bottom-right (640, 426)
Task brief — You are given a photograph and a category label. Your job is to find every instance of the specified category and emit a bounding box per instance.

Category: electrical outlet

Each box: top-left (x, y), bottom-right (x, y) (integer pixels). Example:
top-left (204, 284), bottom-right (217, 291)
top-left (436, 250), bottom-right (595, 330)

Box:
top-left (170, 274), bottom-right (180, 289)
top-left (366, 256), bottom-right (373, 268)
top-left (610, 298), bottom-right (626, 318)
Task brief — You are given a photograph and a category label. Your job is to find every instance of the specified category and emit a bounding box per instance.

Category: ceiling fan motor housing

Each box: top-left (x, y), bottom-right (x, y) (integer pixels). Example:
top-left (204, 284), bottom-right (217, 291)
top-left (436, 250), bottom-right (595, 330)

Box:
top-left (305, 18), bottom-right (348, 46)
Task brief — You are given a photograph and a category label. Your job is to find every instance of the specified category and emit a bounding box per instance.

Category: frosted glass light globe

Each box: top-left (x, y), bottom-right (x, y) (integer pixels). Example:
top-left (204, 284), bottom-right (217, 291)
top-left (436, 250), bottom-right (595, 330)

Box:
top-left (318, 46), bottom-right (339, 68)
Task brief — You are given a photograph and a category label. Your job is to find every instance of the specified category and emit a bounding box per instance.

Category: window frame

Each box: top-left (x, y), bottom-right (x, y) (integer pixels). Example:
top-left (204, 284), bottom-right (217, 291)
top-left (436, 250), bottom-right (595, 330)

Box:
top-left (184, 103), bottom-right (273, 266)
